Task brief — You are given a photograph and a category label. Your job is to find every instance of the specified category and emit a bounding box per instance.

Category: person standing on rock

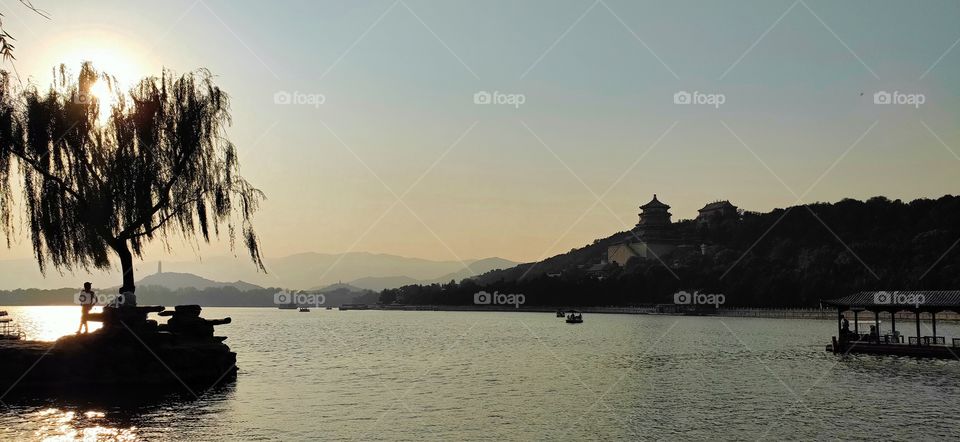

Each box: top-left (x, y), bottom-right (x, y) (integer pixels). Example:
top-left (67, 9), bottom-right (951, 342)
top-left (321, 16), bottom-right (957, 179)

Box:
top-left (77, 282), bottom-right (97, 334)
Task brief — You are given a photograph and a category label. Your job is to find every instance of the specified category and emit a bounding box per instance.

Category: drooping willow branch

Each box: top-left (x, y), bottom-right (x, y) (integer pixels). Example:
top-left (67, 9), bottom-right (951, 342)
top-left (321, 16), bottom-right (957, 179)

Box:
top-left (0, 63), bottom-right (265, 289)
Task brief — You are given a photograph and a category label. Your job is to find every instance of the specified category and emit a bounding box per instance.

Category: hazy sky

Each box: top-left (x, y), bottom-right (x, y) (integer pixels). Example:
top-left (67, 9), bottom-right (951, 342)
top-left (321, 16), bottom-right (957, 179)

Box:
top-left (2, 0), bottom-right (959, 269)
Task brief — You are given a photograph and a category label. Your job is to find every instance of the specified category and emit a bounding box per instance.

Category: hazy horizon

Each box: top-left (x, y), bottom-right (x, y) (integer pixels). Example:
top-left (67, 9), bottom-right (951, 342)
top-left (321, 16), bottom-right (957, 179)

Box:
top-left (0, 249), bottom-right (523, 290)
top-left (0, 191), bottom-right (952, 290)
top-left (2, 0), bottom-right (958, 269)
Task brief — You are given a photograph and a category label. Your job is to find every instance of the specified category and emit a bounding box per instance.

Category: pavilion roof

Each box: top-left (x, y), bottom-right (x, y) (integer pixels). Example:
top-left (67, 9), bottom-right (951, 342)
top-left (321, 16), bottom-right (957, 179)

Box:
top-left (698, 200), bottom-right (736, 212)
top-left (824, 291), bottom-right (960, 310)
top-left (640, 194), bottom-right (670, 210)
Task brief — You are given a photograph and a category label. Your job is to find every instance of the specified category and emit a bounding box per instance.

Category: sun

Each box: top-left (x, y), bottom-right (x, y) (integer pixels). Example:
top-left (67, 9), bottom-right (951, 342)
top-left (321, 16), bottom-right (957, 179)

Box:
top-left (51, 32), bottom-right (149, 86)
top-left (88, 79), bottom-right (118, 122)
top-left (33, 29), bottom-right (153, 121)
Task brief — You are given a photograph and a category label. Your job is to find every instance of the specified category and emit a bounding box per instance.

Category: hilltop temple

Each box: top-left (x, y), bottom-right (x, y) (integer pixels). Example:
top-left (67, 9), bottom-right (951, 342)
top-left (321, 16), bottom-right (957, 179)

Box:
top-left (696, 200), bottom-right (738, 226)
top-left (607, 194), bottom-right (680, 266)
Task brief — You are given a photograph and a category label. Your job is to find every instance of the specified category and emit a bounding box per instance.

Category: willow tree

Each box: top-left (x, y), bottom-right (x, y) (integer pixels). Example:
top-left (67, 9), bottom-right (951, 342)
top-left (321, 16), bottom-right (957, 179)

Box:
top-left (0, 63), bottom-right (264, 295)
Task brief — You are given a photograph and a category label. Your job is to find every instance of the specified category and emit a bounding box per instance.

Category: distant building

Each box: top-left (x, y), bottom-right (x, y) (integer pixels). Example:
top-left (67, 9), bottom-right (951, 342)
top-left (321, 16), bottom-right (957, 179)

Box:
top-left (607, 242), bottom-right (679, 266)
top-left (634, 194), bottom-right (679, 243)
top-left (584, 262), bottom-right (608, 279)
top-left (696, 200), bottom-right (738, 226)
top-left (607, 194), bottom-right (679, 266)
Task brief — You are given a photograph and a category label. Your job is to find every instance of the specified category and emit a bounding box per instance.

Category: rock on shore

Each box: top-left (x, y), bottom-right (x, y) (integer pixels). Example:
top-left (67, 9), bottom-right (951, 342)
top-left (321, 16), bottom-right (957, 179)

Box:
top-left (0, 305), bottom-right (236, 395)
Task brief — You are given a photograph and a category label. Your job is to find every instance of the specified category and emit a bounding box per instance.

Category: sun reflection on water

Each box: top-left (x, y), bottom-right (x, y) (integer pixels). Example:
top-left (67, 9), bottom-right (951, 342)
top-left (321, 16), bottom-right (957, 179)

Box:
top-left (31, 408), bottom-right (139, 441)
top-left (4, 306), bottom-right (102, 341)
top-left (1, 307), bottom-right (234, 440)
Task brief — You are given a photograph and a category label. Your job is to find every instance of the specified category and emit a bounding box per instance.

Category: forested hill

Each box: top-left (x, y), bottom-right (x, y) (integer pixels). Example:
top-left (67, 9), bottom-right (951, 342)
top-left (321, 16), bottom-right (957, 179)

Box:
top-left (383, 195), bottom-right (960, 307)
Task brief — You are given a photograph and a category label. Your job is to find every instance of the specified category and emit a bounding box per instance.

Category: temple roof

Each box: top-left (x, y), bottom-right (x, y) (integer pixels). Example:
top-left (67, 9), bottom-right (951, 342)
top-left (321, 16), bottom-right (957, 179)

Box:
top-left (698, 200), bottom-right (736, 212)
top-left (640, 194), bottom-right (670, 210)
top-left (824, 291), bottom-right (960, 311)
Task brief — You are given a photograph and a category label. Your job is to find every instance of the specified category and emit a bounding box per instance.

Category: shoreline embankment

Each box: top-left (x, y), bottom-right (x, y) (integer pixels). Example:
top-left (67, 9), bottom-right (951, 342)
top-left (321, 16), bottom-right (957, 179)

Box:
top-left (8, 304), bottom-right (959, 321)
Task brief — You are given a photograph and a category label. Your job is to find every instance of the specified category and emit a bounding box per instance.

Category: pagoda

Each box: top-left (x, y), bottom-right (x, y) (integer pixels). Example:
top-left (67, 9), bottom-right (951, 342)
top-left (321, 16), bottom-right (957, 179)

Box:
top-left (635, 194), bottom-right (678, 241)
top-left (607, 194), bottom-right (679, 266)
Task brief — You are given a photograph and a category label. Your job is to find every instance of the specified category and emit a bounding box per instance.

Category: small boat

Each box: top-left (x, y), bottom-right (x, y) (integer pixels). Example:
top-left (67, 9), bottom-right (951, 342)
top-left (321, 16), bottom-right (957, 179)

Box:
top-left (565, 312), bottom-right (583, 324)
top-left (278, 305), bottom-right (297, 310)
top-left (298, 307), bottom-right (311, 312)
top-left (0, 311), bottom-right (25, 340)
top-left (556, 310), bottom-right (565, 318)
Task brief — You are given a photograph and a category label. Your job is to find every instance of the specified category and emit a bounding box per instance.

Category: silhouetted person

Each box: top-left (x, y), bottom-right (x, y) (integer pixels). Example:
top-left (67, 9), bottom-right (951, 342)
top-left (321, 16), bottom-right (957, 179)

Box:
top-left (77, 282), bottom-right (96, 334)
top-left (841, 315), bottom-right (850, 332)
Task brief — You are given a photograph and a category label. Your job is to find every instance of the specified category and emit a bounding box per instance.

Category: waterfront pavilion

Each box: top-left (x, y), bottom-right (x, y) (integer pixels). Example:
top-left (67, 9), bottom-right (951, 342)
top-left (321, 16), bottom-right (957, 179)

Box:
top-left (824, 291), bottom-right (960, 358)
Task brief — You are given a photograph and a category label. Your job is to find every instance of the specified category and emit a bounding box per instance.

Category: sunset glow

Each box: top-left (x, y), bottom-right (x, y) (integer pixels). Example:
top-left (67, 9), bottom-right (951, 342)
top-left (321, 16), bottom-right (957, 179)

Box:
top-left (88, 79), bottom-right (116, 122)
top-left (42, 31), bottom-right (150, 87)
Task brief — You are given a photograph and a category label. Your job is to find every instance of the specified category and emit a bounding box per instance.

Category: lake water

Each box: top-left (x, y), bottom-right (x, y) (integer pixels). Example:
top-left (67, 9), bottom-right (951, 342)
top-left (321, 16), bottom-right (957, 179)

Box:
top-left (2, 307), bottom-right (960, 440)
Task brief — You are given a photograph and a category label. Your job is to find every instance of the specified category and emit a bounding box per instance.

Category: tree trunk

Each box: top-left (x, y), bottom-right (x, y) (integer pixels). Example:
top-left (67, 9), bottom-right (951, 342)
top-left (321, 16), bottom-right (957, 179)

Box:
top-left (113, 240), bottom-right (136, 294)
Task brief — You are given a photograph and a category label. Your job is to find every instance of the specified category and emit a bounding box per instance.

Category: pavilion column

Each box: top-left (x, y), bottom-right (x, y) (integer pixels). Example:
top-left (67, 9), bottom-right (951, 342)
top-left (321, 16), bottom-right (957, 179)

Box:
top-left (837, 308), bottom-right (842, 338)
top-left (916, 311), bottom-right (922, 344)
top-left (932, 312), bottom-right (937, 338)
top-left (874, 311), bottom-right (880, 336)
top-left (891, 311), bottom-right (896, 340)
top-left (854, 311), bottom-right (859, 335)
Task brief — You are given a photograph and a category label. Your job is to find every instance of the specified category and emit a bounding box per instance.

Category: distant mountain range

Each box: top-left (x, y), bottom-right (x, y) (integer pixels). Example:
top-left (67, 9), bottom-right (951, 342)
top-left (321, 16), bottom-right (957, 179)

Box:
top-left (335, 276), bottom-right (419, 292)
top-left (133, 272), bottom-right (264, 292)
top-left (0, 252), bottom-right (519, 291)
top-left (328, 257), bottom-right (518, 291)
top-left (0, 274), bottom-right (379, 307)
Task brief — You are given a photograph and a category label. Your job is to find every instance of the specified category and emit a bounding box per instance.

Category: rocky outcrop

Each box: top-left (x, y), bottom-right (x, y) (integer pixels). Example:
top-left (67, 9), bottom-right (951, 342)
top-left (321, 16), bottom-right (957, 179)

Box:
top-left (0, 305), bottom-right (236, 395)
